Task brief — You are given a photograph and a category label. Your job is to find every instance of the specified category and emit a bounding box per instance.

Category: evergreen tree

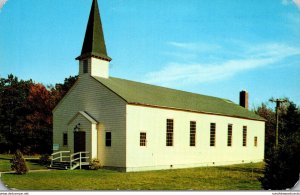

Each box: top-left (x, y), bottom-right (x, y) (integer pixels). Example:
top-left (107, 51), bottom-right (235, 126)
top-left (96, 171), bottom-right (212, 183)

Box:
top-left (259, 101), bottom-right (300, 189)
top-left (0, 75), bottom-right (32, 153)
top-left (50, 75), bottom-right (78, 106)
top-left (10, 150), bottom-right (29, 174)
top-left (255, 103), bottom-right (276, 158)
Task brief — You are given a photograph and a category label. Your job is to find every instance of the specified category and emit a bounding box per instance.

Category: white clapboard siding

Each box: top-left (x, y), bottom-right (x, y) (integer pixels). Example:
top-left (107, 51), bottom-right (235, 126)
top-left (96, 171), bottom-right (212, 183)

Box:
top-left (53, 74), bottom-right (127, 167)
top-left (126, 104), bottom-right (265, 172)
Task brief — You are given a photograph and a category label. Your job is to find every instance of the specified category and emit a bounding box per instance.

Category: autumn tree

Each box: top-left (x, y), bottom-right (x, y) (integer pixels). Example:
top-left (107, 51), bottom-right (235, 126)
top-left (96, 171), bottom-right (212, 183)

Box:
top-left (24, 83), bottom-right (53, 154)
top-left (0, 74), bottom-right (77, 154)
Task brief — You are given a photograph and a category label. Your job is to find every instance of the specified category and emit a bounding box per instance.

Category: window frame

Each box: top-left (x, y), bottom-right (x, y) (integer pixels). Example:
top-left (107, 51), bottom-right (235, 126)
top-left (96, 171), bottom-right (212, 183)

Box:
top-left (166, 119), bottom-right (174, 147)
top-left (105, 132), bottom-right (111, 147)
top-left (63, 132), bottom-right (68, 146)
top-left (190, 121), bottom-right (196, 147)
top-left (210, 123), bottom-right (216, 147)
top-left (227, 124), bottom-right (233, 147)
top-left (140, 132), bottom-right (147, 147)
top-left (254, 136), bottom-right (258, 147)
top-left (83, 60), bottom-right (88, 73)
top-left (243, 126), bottom-right (247, 147)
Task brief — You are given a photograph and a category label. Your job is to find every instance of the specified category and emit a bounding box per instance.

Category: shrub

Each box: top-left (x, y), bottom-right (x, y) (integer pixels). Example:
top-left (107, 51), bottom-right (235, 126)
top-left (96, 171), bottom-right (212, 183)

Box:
top-left (89, 159), bottom-right (102, 170)
top-left (39, 154), bottom-right (50, 166)
top-left (259, 133), bottom-right (300, 190)
top-left (10, 150), bottom-right (29, 174)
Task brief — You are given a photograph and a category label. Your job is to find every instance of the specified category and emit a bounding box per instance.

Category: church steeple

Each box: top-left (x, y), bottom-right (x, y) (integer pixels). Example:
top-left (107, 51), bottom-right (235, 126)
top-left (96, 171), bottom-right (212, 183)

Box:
top-left (76, 0), bottom-right (111, 78)
top-left (76, 0), bottom-right (111, 61)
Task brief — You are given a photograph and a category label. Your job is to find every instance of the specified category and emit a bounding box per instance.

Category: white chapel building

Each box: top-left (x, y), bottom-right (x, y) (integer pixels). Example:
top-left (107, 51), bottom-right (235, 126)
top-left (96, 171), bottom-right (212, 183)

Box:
top-left (52, 0), bottom-right (265, 172)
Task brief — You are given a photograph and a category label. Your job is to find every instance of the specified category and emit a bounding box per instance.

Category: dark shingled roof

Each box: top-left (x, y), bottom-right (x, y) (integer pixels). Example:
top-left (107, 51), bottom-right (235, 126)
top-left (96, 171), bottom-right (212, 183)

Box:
top-left (93, 76), bottom-right (265, 121)
top-left (76, 0), bottom-right (111, 61)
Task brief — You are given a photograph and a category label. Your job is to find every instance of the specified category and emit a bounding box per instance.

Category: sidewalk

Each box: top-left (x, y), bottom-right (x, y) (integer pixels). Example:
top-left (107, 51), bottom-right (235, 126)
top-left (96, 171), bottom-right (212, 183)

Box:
top-left (0, 173), bottom-right (9, 191)
top-left (292, 179), bottom-right (300, 190)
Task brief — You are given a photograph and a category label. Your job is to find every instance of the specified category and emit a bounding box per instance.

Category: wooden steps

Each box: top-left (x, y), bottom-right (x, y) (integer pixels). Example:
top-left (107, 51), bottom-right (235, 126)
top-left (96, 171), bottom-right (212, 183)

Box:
top-left (49, 161), bottom-right (77, 170)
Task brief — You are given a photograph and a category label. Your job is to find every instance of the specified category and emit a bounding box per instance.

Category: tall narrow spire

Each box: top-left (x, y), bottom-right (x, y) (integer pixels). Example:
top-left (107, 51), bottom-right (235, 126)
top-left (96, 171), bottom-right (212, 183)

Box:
top-left (76, 0), bottom-right (111, 61)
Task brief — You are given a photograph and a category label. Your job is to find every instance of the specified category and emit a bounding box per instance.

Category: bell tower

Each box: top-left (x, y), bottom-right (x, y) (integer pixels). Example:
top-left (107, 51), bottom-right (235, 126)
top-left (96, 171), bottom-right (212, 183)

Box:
top-left (76, 0), bottom-right (112, 78)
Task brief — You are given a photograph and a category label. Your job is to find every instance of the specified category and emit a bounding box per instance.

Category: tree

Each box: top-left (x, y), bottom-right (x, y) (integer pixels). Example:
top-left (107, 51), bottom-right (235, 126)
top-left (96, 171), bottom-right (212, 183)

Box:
top-left (0, 74), bottom-right (77, 154)
top-left (281, 102), bottom-right (300, 138)
top-left (0, 75), bottom-right (32, 153)
top-left (260, 131), bottom-right (300, 189)
top-left (10, 150), bottom-right (29, 174)
top-left (50, 75), bottom-right (78, 107)
top-left (255, 103), bottom-right (276, 158)
top-left (24, 83), bottom-right (53, 154)
top-left (258, 100), bottom-right (300, 189)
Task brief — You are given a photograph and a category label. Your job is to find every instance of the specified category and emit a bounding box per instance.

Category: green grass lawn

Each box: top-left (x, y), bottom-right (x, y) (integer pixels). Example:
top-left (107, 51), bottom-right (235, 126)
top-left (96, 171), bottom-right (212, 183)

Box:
top-left (1, 162), bottom-right (264, 190)
top-left (0, 154), bottom-right (47, 172)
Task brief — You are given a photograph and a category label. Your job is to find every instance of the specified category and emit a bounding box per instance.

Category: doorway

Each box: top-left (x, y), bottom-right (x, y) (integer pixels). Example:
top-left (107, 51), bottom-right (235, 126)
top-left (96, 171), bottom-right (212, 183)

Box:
top-left (74, 131), bottom-right (86, 153)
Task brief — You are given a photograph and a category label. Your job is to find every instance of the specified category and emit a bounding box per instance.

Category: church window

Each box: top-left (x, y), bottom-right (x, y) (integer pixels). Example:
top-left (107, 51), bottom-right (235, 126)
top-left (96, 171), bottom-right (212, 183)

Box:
top-left (166, 119), bottom-right (173, 146)
top-left (63, 133), bottom-right (68, 146)
top-left (190, 121), bottom-right (196, 146)
top-left (243, 126), bottom-right (247, 146)
top-left (106, 132), bottom-right (111, 147)
top-left (140, 132), bottom-right (146, 146)
top-left (227, 124), bottom-right (233, 147)
top-left (210, 123), bottom-right (216, 146)
top-left (83, 60), bottom-right (88, 73)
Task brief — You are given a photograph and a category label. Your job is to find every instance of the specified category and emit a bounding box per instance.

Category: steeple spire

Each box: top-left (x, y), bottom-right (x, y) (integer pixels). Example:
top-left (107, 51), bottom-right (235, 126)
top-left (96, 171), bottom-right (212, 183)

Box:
top-left (76, 0), bottom-right (111, 61)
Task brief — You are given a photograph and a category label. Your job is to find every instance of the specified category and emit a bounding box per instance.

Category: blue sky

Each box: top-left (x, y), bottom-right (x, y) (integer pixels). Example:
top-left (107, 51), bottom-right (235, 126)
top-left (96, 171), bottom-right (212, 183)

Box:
top-left (0, 0), bottom-right (300, 109)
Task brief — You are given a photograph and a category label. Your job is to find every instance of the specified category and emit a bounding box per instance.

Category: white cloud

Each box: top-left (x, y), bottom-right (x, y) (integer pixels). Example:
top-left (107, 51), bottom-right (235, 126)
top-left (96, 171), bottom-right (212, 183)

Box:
top-left (0, 0), bottom-right (8, 10)
top-left (144, 43), bottom-right (300, 86)
top-left (283, 11), bottom-right (300, 36)
top-left (164, 41), bottom-right (224, 63)
top-left (282, 0), bottom-right (291, 5)
top-left (168, 41), bottom-right (221, 52)
top-left (282, 0), bottom-right (300, 9)
top-left (293, 0), bottom-right (300, 9)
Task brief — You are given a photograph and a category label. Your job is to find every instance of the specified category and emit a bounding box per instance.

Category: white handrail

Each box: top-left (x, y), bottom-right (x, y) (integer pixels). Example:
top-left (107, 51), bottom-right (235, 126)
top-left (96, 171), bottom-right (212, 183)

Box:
top-left (50, 151), bottom-right (71, 166)
top-left (51, 151), bottom-right (89, 170)
top-left (70, 151), bottom-right (90, 170)
top-left (51, 151), bottom-right (70, 156)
